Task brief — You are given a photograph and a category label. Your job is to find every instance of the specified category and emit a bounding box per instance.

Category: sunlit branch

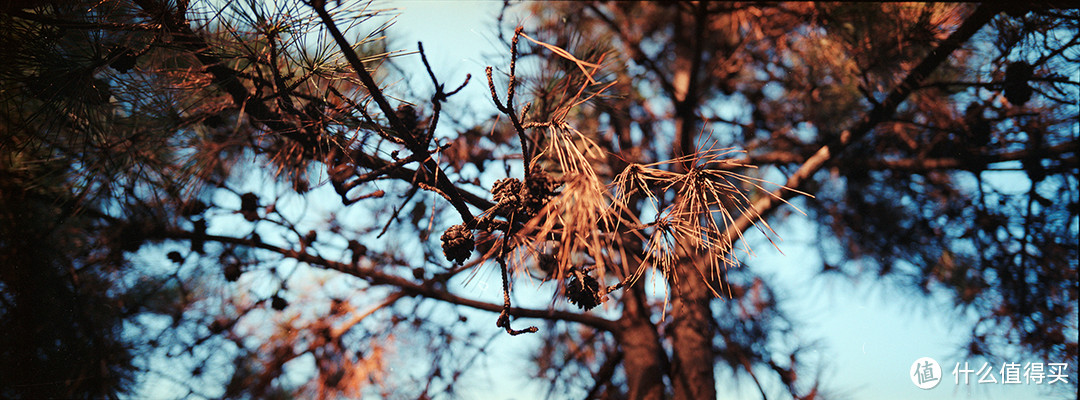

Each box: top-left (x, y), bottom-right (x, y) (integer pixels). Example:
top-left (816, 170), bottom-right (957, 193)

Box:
top-left (713, 140), bottom-right (1080, 173)
top-left (331, 292), bottom-right (405, 339)
top-left (722, 5), bottom-right (997, 241)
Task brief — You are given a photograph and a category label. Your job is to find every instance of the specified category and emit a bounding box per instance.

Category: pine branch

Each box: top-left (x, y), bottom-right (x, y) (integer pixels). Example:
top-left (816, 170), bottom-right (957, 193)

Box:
top-left (158, 229), bottom-right (619, 332)
top-left (722, 5), bottom-right (998, 240)
top-left (309, 2), bottom-right (476, 224)
top-left (714, 141), bottom-right (1080, 173)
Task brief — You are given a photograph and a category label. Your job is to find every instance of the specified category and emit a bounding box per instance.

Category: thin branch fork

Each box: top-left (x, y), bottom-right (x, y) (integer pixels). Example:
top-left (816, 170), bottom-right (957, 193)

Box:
top-left (124, 2), bottom-right (560, 330)
top-left (417, 41), bottom-right (471, 144)
top-left (309, 1), bottom-right (476, 224)
top-left (486, 26), bottom-right (534, 176)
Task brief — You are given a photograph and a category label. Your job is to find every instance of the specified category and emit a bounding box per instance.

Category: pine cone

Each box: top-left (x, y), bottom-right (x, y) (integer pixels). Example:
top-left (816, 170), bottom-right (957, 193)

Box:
top-left (395, 104), bottom-right (422, 140)
top-left (270, 294), bottom-right (288, 311)
top-left (240, 192), bottom-right (259, 221)
top-left (1004, 61), bottom-right (1034, 106)
top-left (179, 199), bottom-right (209, 217)
top-left (441, 224), bottom-right (474, 265)
top-left (492, 177), bottom-right (524, 204)
top-left (523, 171), bottom-right (559, 215)
top-left (223, 262), bottom-right (242, 282)
top-left (566, 271), bottom-right (601, 310)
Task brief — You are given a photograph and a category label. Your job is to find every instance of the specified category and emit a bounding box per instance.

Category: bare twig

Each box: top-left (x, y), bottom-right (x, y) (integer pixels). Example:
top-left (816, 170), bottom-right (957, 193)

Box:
top-left (485, 27), bottom-right (534, 175)
top-left (417, 41), bottom-right (471, 143)
top-left (495, 232), bottom-right (538, 335)
top-left (310, 1), bottom-right (476, 223)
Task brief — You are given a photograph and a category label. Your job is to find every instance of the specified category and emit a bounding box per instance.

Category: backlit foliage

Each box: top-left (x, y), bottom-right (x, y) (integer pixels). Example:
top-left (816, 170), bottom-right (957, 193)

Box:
top-left (1, 1), bottom-right (1075, 399)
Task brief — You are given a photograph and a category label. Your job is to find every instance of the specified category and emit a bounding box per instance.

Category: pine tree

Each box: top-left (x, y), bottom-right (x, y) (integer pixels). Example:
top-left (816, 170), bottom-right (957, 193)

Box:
top-left (1, 2), bottom-right (1075, 398)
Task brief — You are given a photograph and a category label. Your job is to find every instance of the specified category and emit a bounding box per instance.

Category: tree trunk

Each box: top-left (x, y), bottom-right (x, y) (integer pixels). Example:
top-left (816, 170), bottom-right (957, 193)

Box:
top-left (617, 285), bottom-right (668, 400)
top-left (668, 261), bottom-right (716, 400)
top-left (666, 3), bottom-right (718, 397)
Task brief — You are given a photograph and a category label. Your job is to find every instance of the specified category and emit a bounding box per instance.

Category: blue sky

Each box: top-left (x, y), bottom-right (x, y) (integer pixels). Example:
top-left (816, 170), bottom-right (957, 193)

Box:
top-left (374, 1), bottom-right (1070, 399)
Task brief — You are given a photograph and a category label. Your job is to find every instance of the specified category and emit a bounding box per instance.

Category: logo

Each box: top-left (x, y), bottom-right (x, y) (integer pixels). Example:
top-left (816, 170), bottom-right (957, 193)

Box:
top-left (911, 357), bottom-right (942, 389)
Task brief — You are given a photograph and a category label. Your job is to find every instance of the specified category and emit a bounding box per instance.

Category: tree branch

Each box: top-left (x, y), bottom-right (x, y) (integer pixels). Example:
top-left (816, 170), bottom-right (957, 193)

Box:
top-left (136, 0), bottom-right (484, 221)
top-left (160, 229), bottom-right (619, 332)
top-left (5, 9), bottom-right (162, 31)
top-left (583, 349), bottom-right (623, 400)
top-left (723, 5), bottom-right (997, 240)
top-left (310, 2), bottom-right (475, 224)
top-left (715, 140), bottom-right (1079, 173)
top-left (348, 150), bottom-right (495, 211)
top-left (585, 3), bottom-right (678, 102)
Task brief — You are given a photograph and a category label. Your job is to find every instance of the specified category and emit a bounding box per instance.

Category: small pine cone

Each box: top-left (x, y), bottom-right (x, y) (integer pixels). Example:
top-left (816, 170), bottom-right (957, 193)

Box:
top-left (526, 171), bottom-right (558, 195)
top-left (566, 271), bottom-right (601, 311)
top-left (240, 192), bottom-right (259, 221)
top-left (441, 224), bottom-right (474, 265)
top-left (536, 253), bottom-right (558, 276)
top-left (1005, 61), bottom-right (1033, 84)
top-left (240, 192), bottom-right (258, 211)
top-left (1004, 61), bottom-right (1034, 106)
top-left (491, 177), bottom-right (524, 205)
top-left (270, 294), bottom-right (288, 311)
top-left (523, 171), bottom-right (559, 214)
top-left (396, 104), bottom-right (419, 132)
top-left (223, 262), bottom-right (242, 282)
top-left (395, 104), bottom-right (425, 141)
top-left (180, 200), bottom-right (209, 217)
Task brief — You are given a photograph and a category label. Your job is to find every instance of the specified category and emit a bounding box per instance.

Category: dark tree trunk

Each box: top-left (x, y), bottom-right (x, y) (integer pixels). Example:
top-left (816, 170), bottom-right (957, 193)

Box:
top-left (617, 285), bottom-right (668, 400)
top-left (668, 263), bottom-right (716, 400)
